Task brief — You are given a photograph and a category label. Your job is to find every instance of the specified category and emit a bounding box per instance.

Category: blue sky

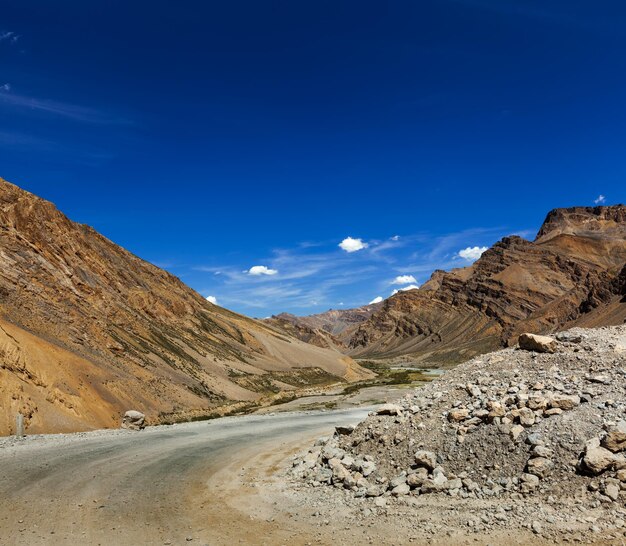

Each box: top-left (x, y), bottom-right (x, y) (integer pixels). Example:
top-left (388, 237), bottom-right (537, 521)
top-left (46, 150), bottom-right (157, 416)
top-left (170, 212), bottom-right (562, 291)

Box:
top-left (1, 1), bottom-right (625, 316)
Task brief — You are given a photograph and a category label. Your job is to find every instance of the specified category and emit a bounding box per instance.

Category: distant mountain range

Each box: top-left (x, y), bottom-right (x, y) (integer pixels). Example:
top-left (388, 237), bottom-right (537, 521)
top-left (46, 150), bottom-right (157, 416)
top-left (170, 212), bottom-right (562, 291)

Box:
top-left (267, 205), bottom-right (626, 364)
top-left (0, 178), bottom-right (371, 435)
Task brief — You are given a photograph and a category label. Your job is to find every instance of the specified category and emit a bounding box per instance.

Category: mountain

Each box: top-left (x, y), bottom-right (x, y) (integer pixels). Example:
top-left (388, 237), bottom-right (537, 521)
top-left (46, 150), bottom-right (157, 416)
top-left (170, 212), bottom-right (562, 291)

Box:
top-left (264, 304), bottom-right (381, 349)
top-left (0, 178), bottom-right (371, 435)
top-left (279, 206), bottom-right (626, 364)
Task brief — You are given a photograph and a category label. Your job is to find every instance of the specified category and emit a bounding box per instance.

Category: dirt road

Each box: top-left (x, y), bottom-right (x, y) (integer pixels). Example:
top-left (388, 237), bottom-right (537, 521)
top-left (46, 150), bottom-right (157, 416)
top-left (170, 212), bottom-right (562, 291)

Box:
top-left (0, 408), bottom-right (371, 545)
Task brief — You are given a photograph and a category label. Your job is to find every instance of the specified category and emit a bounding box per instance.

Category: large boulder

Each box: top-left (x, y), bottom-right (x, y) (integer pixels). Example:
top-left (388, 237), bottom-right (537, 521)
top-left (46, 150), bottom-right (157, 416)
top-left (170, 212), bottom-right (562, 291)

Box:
top-left (121, 410), bottom-right (145, 430)
top-left (579, 438), bottom-right (618, 475)
top-left (518, 333), bottom-right (557, 354)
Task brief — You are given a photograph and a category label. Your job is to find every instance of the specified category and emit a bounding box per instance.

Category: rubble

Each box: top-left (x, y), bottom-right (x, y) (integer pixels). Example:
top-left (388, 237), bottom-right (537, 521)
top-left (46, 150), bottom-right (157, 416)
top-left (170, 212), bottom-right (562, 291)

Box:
top-left (289, 326), bottom-right (626, 542)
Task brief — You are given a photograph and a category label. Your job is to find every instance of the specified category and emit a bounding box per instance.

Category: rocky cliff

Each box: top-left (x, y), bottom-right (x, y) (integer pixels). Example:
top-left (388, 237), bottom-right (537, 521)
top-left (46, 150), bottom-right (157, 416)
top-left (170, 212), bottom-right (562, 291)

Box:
top-left (0, 178), bottom-right (370, 435)
top-left (346, 205), bottom-right (626, 362)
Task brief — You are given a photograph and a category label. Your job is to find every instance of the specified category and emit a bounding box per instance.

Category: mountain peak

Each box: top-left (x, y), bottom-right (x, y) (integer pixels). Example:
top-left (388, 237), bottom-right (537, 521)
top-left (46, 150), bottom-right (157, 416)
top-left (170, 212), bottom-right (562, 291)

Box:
top-left (535, 205), bottom-right (626, 242)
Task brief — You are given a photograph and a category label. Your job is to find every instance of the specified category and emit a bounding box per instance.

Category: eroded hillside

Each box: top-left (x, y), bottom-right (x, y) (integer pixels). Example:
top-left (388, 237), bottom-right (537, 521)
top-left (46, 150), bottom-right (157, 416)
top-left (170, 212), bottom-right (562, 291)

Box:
top-left (0, 178), bottom-right (371, 435)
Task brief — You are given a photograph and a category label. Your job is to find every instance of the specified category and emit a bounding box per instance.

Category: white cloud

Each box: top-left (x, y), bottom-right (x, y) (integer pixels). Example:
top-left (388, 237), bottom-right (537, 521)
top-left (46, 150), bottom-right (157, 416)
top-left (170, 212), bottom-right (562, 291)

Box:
top-left (458, 246), bottom-right (488, 261)
top-left (206, 295), bottom-right (218, 305)
top-left (1, 84), bottom-right (10, 92)
top-left (391, 274), bottom-right (417, 285)
top-left (391, 235), bottom-right (400, 241)
top-left (369, 296), bottom-right (383, 304)
top-left (391, 284), bottom-right (420, 296)
top-left (339, 237), bottom-right (368, 253)
top-left (594, 194), bottom-right (606, 205)
top-left (247, 265), bottom-right (278, 276)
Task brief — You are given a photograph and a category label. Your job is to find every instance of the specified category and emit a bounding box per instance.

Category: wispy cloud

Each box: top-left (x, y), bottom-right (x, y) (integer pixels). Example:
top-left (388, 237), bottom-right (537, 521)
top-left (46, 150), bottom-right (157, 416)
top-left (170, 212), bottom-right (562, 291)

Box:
top-left (0, 130), bottom-right (113, 165)
top-left (0, 31), bottom-right (19, 44)
top-left (1, 84), bottom-right (10, 91)
top-left (0, 90), bottom-right (131, 124)
top-left (594, 194), bottom-right (606, 205)
top-left (191, 225), bottom-right (511, 315)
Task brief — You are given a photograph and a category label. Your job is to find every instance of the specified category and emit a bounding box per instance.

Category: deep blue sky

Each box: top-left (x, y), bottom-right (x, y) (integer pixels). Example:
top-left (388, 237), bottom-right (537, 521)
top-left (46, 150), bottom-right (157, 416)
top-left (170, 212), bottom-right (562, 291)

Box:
top-left (1, 1), bottom-right (625, 316)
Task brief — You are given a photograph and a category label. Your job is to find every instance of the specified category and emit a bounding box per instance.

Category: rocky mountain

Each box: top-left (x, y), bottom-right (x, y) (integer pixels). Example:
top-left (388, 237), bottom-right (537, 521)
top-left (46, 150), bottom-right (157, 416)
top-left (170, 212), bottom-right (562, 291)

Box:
top-left (265, 304), bottom-right (381, 349)
top-left (0, 178), bottom-right (371, 435)
top-left (346, 205), bottom-right (626, 362)
top-left (275, 206), bottom-right (626, 364)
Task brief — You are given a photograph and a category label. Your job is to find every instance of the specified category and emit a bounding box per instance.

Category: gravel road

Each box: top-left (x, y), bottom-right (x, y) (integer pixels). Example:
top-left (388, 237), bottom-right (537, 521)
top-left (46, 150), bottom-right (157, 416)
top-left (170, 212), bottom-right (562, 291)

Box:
top-left (0, 408), bottom-right (371, 545)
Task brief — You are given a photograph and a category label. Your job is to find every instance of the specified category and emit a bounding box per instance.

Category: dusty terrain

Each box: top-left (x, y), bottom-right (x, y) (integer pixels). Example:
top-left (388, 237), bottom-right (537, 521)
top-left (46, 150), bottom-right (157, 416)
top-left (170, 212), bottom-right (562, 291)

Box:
top-left (291, 326), bottom-right (626, 544)
top-left (3, 329), bottom-right (625, 545)
top-left (0, 177), bottom-right (372, 435)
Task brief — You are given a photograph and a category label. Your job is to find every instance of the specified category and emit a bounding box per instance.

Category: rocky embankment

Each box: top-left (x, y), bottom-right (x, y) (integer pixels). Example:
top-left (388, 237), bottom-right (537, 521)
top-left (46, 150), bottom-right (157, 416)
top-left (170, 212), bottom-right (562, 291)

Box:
top-left (291, 326), bottom-right (626, 543)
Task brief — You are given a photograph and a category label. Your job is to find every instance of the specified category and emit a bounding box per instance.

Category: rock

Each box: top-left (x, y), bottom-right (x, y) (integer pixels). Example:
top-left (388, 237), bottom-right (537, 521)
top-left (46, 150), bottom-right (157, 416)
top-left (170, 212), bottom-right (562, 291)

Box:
top-left (556, 332), bottom-right (583, 343)
top-left (604, 482), bottom-right (620, 501)
top-left (617, 469), bottom-right (626, 482)
top-left (466, 384), bottom-right (481, 397)
top-left (520, 473), bottom-right (540, 491)
top-left (532, 521), bottom-right (543, 534)
top-left (518, 333), bottom-right (557, 353)
top-left (432, 467), bottom-right (448, 486)
top-left (518, 407), bottom-right (535, 426)
top-left (407, 469), bottom-right (428, 488)
top-left (487, 401), bottom-right (506, 420)
top-left (391, 483), bottom-right (410, 496)
top-left (376, 404), bottom-right (402, 416)
top-left (328, 458), bottom-right (351, 483)
top-left (366, 485), bottom-right (385, 497)
top-left (549, 394), bottom-right (580, 410)
top-left (389, 474), bottom-right (407, 488)
top-left (360, 461), bottom-right (376, 477)
top-left (601, 421), bottom-right (626, 453)
top-left (526, 457), bottom-right (553, 478)
top-left (532, 446), bottom-right (553, 458)
top-left (121, 410), bottom-right (145, 430)
top-left (335, 425), bottom-right (355, 436)
top-left (580, 438), bottom-right (618, 475)
top-left (447, 408), bottom-right (470, 422)
top-left (510, 425), bottom-right (525, 441)
top-left (420, 479), bottom-right (444, 494)
top-left (414, 450), bottom-right (437, 470)
top-left (527, 395), bottom-right (548, 410)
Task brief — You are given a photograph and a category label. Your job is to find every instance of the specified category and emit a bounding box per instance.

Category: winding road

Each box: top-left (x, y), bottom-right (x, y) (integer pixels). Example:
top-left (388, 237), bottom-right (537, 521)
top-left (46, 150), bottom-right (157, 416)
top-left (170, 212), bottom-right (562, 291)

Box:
top-left (0, 408), bottom-right (371, 545)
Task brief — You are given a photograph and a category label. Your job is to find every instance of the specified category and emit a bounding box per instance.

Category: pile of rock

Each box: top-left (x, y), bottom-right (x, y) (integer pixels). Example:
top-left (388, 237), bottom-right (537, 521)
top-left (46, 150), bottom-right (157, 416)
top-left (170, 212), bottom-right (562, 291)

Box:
top-left (291, 327), bottom-right (626, 510)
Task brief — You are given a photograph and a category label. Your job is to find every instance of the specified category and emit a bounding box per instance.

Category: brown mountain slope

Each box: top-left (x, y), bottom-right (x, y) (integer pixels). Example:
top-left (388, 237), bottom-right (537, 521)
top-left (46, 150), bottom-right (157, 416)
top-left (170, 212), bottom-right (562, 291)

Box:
top-left (0, 178), bottom-right (371, 435)
top-left (264, 304), bottom-right (381, 349)
top-left (345, 205), bottom-right (626, 363)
